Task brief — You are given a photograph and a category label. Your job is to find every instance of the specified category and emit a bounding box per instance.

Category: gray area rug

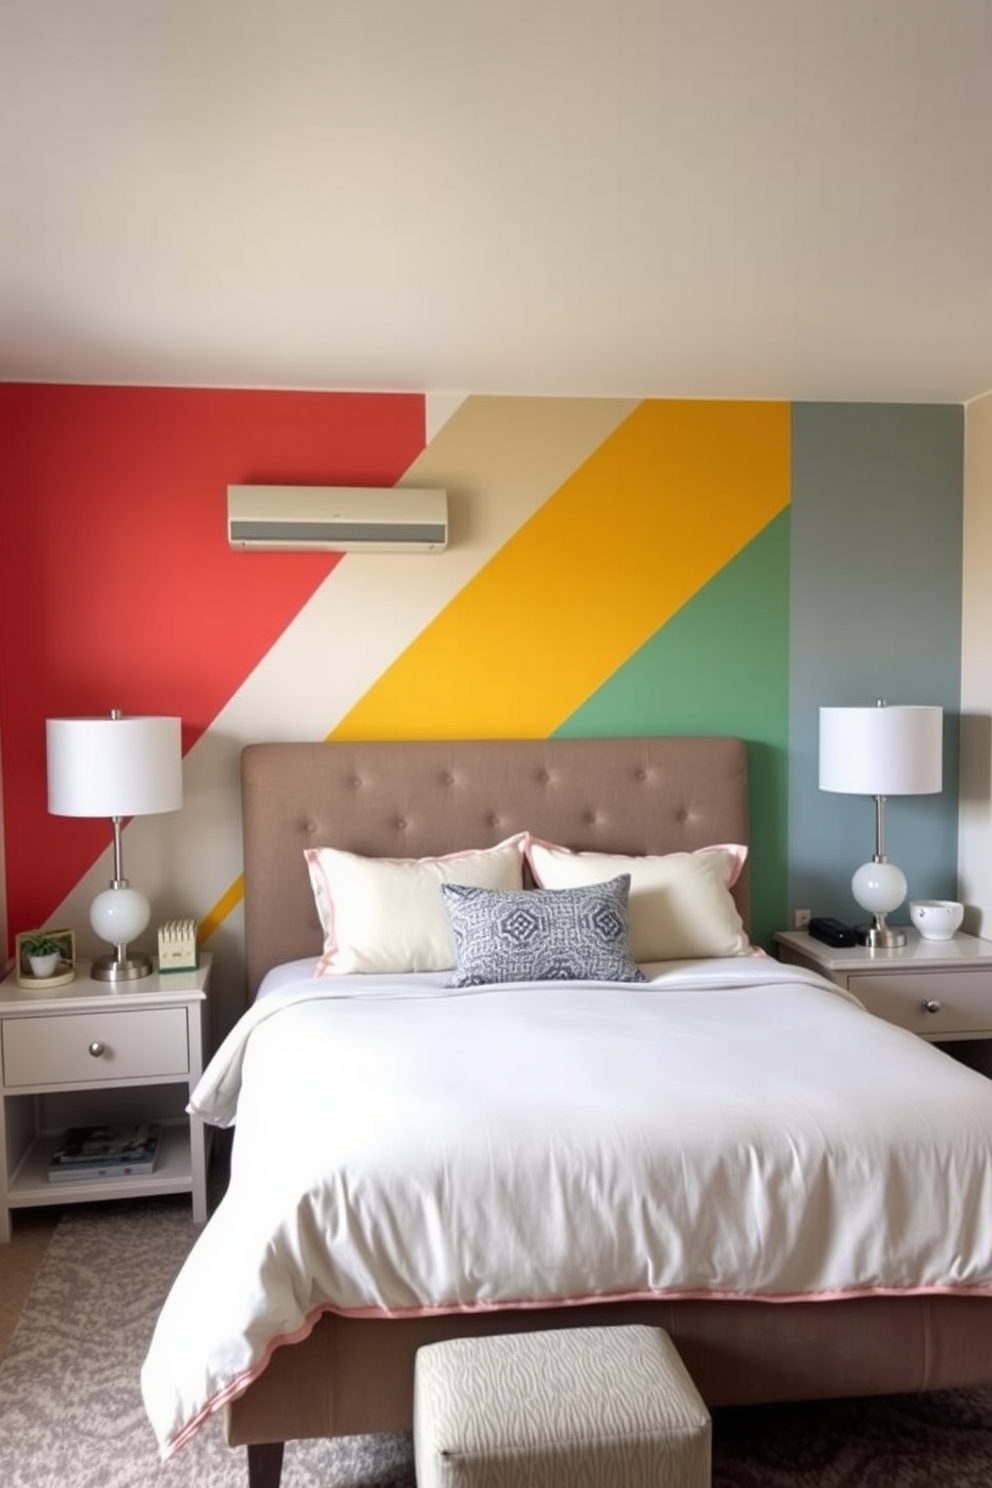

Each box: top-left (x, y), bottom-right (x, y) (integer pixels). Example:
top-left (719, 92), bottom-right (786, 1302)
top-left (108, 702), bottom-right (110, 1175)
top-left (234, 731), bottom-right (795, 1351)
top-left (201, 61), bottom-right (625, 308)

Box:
top-left (2, 1196), bottom-right (992, 1486)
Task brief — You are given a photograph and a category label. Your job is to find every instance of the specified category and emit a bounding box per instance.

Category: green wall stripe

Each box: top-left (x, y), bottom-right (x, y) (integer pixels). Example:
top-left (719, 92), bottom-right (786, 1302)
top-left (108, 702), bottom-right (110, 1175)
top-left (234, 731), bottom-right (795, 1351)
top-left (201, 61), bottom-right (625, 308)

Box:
top-left (556, 512), bottom-right (791, 950)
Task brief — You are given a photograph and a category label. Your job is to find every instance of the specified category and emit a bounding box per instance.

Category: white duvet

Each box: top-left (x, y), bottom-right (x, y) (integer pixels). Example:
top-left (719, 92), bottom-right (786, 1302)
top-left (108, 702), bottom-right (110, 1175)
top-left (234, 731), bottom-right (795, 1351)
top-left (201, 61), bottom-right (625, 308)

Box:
top-left (142, 958), bottom-right (992, 1456)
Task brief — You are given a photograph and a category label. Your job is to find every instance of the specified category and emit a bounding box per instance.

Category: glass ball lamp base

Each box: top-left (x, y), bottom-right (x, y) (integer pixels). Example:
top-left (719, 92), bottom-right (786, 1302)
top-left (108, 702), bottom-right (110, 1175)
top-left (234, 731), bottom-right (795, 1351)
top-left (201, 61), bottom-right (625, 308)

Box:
top-left (89, 884), bottom-right (153, 982)
top-left (852, 859), bottom-right (908, 951)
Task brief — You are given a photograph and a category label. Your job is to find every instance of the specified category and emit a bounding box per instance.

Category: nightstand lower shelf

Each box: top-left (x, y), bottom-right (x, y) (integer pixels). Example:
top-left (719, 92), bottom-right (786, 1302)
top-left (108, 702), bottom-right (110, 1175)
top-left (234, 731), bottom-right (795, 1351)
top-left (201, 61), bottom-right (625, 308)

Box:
top-left (7, 1119), bottom-right (199, 1210)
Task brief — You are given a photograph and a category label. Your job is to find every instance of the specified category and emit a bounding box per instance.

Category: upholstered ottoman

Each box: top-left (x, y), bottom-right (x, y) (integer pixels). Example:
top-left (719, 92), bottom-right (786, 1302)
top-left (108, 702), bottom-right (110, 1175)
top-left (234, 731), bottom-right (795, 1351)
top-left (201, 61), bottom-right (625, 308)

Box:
top-left (413, 1324), bottom-right (711, 1488)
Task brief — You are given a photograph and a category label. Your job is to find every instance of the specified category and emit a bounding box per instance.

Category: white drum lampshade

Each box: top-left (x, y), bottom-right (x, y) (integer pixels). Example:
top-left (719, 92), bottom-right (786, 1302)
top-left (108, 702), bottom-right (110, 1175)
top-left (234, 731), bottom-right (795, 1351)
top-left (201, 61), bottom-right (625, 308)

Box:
top-left (46, 712), bottom-right (183, 981)
top-left (819, 702), bottom-right (943, 949)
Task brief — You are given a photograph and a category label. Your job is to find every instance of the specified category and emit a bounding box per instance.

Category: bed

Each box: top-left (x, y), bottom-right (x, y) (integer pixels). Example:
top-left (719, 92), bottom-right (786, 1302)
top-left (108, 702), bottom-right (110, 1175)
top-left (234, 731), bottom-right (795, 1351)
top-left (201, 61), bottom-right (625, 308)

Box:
top-left (141, 736), bottom-right (992, 1488)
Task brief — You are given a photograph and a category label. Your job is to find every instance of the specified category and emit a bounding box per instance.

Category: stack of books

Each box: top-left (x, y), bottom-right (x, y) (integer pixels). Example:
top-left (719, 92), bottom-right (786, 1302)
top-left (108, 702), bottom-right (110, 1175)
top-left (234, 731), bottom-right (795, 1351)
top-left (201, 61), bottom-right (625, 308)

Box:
top-left (47, 1123), bottom-right (162, 1183)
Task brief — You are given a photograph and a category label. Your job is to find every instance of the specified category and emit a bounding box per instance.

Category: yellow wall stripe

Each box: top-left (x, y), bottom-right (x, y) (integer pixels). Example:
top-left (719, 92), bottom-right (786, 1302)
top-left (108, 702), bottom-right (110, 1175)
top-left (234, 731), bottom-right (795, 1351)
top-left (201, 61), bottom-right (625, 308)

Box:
top-left (199, 874), bottom-right (245, 944)
top-left (335, 399), bottom-right (790, 740)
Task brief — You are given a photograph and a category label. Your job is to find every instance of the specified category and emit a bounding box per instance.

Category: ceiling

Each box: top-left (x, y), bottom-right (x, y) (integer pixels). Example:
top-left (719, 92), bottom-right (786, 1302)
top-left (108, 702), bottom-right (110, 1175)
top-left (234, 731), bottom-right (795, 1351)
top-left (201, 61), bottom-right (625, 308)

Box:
top-left (3, 0), bottom-right (992, 404)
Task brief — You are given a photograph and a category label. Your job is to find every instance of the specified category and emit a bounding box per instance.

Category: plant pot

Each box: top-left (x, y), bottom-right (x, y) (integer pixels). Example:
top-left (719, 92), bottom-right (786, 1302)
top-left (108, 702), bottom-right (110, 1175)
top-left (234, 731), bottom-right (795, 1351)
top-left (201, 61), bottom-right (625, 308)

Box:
top-left (28, 952), bottom-right (60, 978)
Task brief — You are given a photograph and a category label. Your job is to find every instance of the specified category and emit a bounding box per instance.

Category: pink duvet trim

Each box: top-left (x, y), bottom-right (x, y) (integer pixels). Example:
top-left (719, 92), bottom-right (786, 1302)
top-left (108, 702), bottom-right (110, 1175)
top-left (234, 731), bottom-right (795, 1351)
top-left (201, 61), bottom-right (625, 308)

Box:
top-left (160, 1275), bottom-right (992, 1458)
top-left (161, 1310), bottom-right (325, 1458)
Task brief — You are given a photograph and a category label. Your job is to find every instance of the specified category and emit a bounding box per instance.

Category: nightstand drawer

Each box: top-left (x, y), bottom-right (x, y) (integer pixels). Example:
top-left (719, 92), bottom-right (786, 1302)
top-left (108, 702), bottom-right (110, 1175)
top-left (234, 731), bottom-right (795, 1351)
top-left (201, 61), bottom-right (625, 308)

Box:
top-left (1, 1008), bottom-right (190, 1087)
top-left (849, 971), bottom-right (992, 1037)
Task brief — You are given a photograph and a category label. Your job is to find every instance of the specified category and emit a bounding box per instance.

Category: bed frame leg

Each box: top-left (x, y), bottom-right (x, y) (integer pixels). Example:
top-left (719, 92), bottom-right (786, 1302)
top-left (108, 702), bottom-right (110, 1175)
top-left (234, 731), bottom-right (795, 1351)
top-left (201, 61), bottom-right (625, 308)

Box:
top-left (247, 1440), bottom-right (284, 1488)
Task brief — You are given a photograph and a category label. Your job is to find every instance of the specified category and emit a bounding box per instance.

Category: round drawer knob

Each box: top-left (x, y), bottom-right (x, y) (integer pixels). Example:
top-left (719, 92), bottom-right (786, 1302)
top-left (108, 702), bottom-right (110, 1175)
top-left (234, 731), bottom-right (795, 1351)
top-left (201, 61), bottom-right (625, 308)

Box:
top-left (922, 999), bottom-right (942, 1015)
top-left (88, 1040), bottom-right (106, 1057)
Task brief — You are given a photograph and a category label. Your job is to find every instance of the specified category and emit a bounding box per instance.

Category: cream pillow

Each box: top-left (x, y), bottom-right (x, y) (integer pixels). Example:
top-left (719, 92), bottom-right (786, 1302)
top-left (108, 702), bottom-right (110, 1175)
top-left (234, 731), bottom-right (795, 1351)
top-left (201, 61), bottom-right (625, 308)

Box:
top-left (526, 839), bottom-right (750, 961)
top-left (305, 835), bottom-right (527, 974)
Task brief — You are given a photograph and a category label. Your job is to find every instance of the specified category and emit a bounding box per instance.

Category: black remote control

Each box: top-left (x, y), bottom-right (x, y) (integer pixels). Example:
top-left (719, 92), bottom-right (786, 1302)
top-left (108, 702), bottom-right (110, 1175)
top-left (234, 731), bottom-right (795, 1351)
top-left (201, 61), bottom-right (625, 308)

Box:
top-left (808, 916), bottom-right (857, 948)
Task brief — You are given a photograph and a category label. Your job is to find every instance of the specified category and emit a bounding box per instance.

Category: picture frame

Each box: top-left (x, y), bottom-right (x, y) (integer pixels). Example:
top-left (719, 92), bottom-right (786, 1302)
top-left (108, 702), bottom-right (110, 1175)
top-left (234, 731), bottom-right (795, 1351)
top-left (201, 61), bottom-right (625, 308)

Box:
top-left (15, 927), bottom-right (76, 989)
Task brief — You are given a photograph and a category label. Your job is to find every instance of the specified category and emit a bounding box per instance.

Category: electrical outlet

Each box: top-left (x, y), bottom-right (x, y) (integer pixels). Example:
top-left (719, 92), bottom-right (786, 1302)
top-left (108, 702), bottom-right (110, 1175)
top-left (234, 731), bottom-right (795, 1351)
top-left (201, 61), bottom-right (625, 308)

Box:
top-left (794, 908), bottom-right (811, 930)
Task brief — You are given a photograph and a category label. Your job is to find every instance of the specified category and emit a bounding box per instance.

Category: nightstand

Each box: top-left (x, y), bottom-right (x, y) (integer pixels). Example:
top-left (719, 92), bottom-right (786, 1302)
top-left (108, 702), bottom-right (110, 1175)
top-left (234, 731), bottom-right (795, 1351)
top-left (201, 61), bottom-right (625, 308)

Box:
top-left (0, 955), bottom-right (211, 1242)
top-left (773, 928), bottom-right (992, 1043)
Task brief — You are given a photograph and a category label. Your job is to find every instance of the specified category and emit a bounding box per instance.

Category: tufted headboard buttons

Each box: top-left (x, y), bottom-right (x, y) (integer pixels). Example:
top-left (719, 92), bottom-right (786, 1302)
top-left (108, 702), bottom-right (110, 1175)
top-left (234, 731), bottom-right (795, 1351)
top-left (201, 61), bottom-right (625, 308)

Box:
top-left (240, 736), bottom-right (749, 1000)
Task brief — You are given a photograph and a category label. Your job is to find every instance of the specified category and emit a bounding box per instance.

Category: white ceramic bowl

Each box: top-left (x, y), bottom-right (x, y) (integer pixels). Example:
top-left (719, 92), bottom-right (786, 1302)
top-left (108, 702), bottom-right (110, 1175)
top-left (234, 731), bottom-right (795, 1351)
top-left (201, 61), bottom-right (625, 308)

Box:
top-left (909, 899), bottom-right (964, 941)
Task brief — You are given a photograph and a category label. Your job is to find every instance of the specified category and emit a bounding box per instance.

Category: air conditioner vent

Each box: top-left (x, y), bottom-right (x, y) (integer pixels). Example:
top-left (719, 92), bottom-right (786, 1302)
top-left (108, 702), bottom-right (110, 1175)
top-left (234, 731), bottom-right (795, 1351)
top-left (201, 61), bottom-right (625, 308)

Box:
top-left (227, 486), bottom-right (448, 553)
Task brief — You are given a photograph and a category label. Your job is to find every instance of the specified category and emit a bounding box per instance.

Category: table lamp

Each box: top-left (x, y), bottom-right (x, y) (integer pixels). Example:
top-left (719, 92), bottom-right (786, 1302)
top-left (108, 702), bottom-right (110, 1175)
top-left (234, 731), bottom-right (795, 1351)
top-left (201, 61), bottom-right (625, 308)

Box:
top-left (819, 701), bottom-right (943, 949)
top-left (46, 710), bottom-right (183, 981)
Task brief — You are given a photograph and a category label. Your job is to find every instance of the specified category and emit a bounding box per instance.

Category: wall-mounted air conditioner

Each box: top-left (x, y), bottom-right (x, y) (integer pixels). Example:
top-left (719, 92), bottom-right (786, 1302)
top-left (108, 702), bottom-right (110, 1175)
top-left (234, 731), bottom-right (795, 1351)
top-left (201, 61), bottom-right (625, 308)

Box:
top-left (227, 485), bottom-right (448, 553)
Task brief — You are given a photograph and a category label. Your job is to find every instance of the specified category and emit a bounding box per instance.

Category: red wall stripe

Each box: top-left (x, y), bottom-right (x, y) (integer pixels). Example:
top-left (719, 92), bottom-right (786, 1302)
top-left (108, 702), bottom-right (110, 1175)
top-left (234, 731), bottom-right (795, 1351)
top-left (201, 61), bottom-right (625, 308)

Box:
top-left (0, 384), bottom-right (425, 946)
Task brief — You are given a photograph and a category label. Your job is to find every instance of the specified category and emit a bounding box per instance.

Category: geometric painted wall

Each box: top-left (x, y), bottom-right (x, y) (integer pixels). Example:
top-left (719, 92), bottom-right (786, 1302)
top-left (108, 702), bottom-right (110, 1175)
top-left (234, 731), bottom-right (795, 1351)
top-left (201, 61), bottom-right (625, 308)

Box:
top-left (0, 386), bottom-right (964, 1042)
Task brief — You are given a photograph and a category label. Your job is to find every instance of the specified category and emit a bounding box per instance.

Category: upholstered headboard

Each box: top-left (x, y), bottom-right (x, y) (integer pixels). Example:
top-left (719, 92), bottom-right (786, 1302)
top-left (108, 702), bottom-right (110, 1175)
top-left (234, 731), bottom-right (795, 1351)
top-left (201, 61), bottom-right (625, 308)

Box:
top-left (240, 736), bottom-right (750, 1000)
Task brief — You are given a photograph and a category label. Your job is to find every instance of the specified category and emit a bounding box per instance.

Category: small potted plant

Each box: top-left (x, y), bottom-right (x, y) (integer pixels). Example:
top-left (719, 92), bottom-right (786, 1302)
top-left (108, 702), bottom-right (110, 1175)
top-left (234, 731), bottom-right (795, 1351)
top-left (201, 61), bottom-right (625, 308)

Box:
top-left (21, 931), bottom-right (65, 979)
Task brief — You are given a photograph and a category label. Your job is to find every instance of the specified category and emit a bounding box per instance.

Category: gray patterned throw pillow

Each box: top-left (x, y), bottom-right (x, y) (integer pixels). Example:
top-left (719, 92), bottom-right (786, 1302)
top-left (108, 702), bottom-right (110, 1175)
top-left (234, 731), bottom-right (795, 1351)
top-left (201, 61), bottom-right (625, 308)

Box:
top-left (439, 874), bottom-right (646, 987)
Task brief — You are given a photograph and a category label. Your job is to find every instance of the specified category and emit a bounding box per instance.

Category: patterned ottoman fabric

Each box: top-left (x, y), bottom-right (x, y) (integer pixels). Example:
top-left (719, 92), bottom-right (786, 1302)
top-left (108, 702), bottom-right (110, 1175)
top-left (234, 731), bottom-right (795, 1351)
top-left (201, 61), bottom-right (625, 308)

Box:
top-left (413, 1324), bottom-right (711, 1488)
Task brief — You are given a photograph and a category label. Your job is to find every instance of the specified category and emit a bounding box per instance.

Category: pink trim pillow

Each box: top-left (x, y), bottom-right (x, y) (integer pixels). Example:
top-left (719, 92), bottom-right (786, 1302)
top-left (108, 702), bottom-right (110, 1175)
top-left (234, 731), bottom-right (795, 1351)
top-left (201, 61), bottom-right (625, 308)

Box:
top-left (305, 835), bottom-right (527, 974)
top-left (526, 839), bottom-right (750, 961)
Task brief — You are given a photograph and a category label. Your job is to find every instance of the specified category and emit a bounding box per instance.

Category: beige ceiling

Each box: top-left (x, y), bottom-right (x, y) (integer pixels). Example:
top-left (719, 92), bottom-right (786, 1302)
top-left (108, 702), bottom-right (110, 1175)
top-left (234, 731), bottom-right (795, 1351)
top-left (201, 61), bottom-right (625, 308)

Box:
top-left (3, 0), bottom-right (992, 403)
